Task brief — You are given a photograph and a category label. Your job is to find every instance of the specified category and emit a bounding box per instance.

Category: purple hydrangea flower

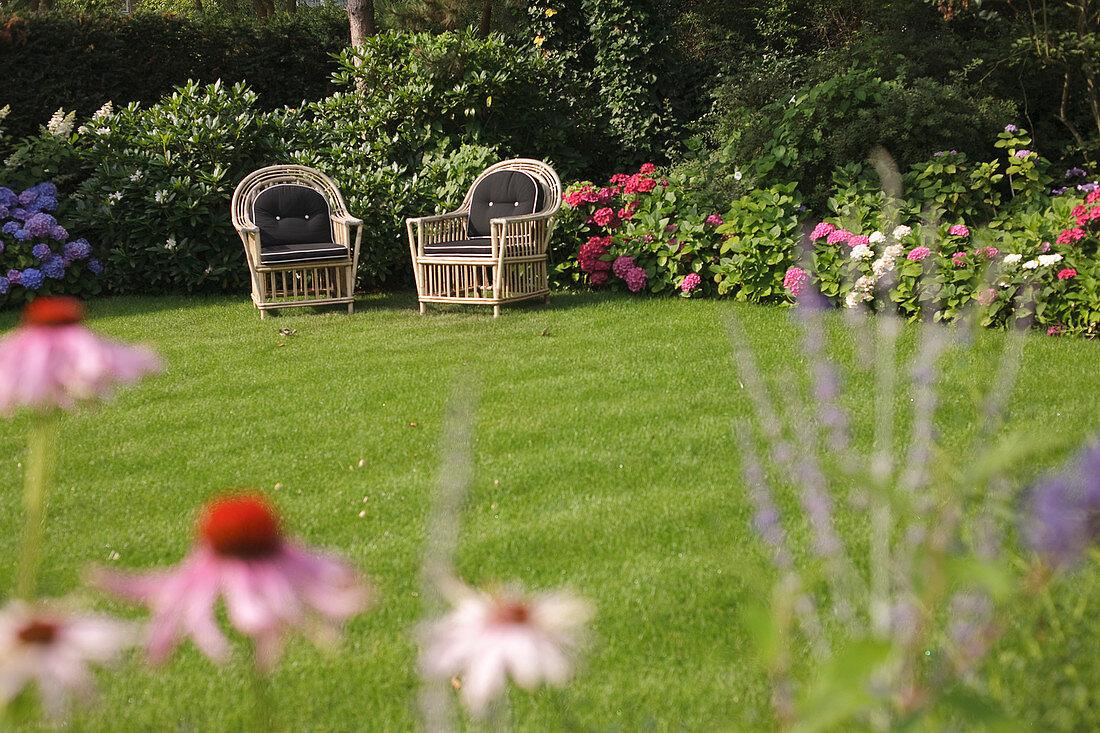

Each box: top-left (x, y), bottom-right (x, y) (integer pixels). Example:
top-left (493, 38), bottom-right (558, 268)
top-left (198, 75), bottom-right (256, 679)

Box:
top-left (1052, 187), bottom-right (1069, 195)
top-left (17, 189), bottom-right (37, 206)
top-left (612, 255), bottom-right (636, 279)
top-left (1066, 167), bottom-right (1087, 178)
top-left (1026, 442), bottom-right (1100, 567)
top-left (623, 266), bottom-right (647, 292)
top-left (41, 255), bottom-right (65, 280)
top-left (63, 238), bottom-right (91, 260)
top-left (1079, 182), bottom-right (1099, 193)
top-left (23, 213), bottom-right (58, 238)
top-left (0, 276), bottom-right (8, 295)
top-left (10, 208), bottom-right (28, 221)
top-left (1014, 149), bottom-right (1035, 159)
top-left (2, 221), bottom-right (20, 236)
top-left (0, 187), bottom-right (16, 208)
top-left (6, 269), bottom-right (20, 284)
top-left (32, 243), bottom-right (52, 260)
top-left (0, 206), bottom-right (8, 219)
top-left (1004, 124), bottom-right (1018, 133)
top-left (0, 240), bottom-right (4, 255)
top-left (20, 267), bottom-right (44, 290)
top-left (933, 151), bottom-right (943, 157)
top-left (50, 225), bottom-right (68, 241)
top-left (87, 259), bottom-right (103, 275)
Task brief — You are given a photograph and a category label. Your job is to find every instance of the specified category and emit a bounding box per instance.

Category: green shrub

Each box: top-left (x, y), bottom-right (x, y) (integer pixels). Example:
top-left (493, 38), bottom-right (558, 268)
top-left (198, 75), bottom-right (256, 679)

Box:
top-left (67, 80), bottom-right (303, 295)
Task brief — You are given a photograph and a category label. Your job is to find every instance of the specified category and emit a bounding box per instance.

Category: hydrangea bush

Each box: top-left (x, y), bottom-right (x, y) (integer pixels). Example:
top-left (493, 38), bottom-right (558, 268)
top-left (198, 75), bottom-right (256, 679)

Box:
top-left (0, 182), bottom-right (101, 308)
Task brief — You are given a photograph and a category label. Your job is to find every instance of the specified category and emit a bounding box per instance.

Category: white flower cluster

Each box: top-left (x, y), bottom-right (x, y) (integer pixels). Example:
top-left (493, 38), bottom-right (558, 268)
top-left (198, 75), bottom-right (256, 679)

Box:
top-left (129, 170), bottom-right (144, 183)
top-left (107, 191), bottom-right (123, 205)
top-left (850, 244), bottom-right (873, 261)
top-left (1003, 253), bottom-right (1022, 265)
top-left (845, 275), bottom-right (876, 308)
top-left (871, 243), bottom-right (905, 279)
top-left (91, 101), bottom-right (113, 120)
top-left (892, 224), bottom-right (912, 239)
top-left (46, 108), bottom-right (75, 137)
top-left (1037, 253), bottom-right (1063, 266)
top-left (165, 236), bottom-right (177, 251)
top-left (154, 190), bottom-right (168, 204)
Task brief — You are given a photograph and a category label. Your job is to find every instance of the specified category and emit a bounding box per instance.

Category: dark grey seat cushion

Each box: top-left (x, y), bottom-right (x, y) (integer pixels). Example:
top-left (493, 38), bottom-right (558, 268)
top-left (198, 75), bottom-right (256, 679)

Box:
top-left (253, 184), bottom-right (343, 263)
top-left (259, 242), bottom-right (349, 265)
top-left (467, 170), bottom-right (541, 238)
top-left (423, 238), bottom-right (493, 257)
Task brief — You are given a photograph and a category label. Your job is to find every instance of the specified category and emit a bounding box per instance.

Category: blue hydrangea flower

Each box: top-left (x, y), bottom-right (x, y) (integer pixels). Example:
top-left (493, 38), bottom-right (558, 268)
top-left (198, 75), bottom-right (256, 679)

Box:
top-left (29, 182), bottom-right (58, 198)
top-left (10, 208), bottom-right (28, 221)
top-left (31, 194), bottom-right (58, 213)
top-left (0, 240), bottom-right (5, 255)
top-left (24, 213), bottom-right (57, 238)
top-left (0, 206), bottom-right (8, 219)
top-left (32, 243), bottom-right (52, 260)
top-left (17, 189), bottom-right (36, 206)
top-left (0, 276), bottom-right (8, 295)
top-left (20, 267), bottom-right (44, 290)
top-left (0, 187), bottom-right (16, 208)
top-left (2, 221), bottom-right (20, 236)
top-left (63, 238), bottom-right (92, 260)
top-left (13, 229), bottom-right (29, 241)
top-left (50, 225), bottom-right (68, 241)
top-left (42, 255), bottom-right (65, 280)
top-left (5, 269), bottom-right (20, 284)
top-left (87, 259), bottom-right (103, 275)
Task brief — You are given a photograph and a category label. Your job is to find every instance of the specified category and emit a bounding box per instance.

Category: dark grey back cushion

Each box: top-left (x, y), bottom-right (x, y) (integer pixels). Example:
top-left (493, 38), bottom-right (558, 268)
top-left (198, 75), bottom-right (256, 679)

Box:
top-left (468, 170), bottom-right (541, 238)
top-left (253, 184), bottom-right (333, 247)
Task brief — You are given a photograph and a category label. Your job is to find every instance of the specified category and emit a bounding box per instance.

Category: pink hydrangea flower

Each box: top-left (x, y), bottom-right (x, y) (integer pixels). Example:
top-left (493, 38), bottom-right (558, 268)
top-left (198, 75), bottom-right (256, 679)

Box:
top-left (0, 296), bottom-right (162, 415)
top-left (847, 234), bottom-right (870, 248)
top-left (420, 580), bottom-right (594, 718)
top-left (810, 222), bottom-right (836, 240)
top-left (783, 266), bottom-right (809, 296)
top-left (1058, 268), bottom-right (1078, 280)
top-left (578, 238), bottom-right (611, 274)
top-left (978, 246), bottom-right (999, 259)
top-left (1047, 324), bottom-right (1065, 337)
top-left (609, 173), bottom-right (629, 185)
top-left (94, 492), bottom-right (371, 671)
top-left (589, 271), bottom-right (608, 286)
top-left (680, 272), bottom-right (701, 292)
top-left (591, 207), bottom-right (616, 227)
top-left (1056, 228), bottom-right (1086, 245)
top-left (977, 288), bottom-right (997, 306)
top-left (705, 214), bottom-right (723, 226)
top-left (949, 224), bottom-right (970, 237)
top-left (622, 174), bottom-right (656, 195)
top-left (952, 251), bottom-right (968, 266)
top-left (826, 229), bottom-right (852, 245)
top-left (1087, 189), bottom-right (1100, 205)
top-left (639, 163), bottom-right (656, 174)
top-left (907, 246), bottom-right (932, 261)
top-left (0, 600), bottom-right (135, 719)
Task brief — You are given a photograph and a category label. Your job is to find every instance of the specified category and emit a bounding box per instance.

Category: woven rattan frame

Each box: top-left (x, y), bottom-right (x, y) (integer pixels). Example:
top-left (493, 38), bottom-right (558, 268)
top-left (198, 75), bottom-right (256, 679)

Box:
top-left (406, 158), bottom-right (562, 318)
top-left (231, 165), bottom-right (363, 319)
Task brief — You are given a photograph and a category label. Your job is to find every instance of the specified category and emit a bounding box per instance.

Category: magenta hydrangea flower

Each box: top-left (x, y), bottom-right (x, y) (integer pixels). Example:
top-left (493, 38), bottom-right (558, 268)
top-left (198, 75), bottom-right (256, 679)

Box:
top-left (907, 246), bottom-right (932, 261)
top-left (783, 266), bottom-right (809, 296)
top-left (704, 214), bottom-right (723, 226)
top-left (94, 492), bottom-right (372, 671)
top-left (826, 229), bottom-right (851, 245)
top-left (1058, 268), bottom-right (1077, 280)
top-left (948, 224), bottom-right (970, 237)
top-left (847, 234), bottom-right (870, 248)
top-left (0, 297), bottom-right (162, 414)
top-left (680, 272), bottom-right (701, 292)
top-left (639, 162), bottom-right (656, 174)
top-left (1056, 228), bottom-right (1086, 245)
top-left (623, 267), bottom-right (647, 293)
top-left (952, 251), bottom-right (967, 266)
top-left (591, 207), bottom-right (616, 227)
top-left (612, 255), bottom-right (636, 279)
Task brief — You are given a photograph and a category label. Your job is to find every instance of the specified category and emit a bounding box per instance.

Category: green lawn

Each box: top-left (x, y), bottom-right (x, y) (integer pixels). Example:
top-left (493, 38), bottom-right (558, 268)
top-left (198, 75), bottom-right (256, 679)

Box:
top-left (1, 292), bottom-right (1098, 731)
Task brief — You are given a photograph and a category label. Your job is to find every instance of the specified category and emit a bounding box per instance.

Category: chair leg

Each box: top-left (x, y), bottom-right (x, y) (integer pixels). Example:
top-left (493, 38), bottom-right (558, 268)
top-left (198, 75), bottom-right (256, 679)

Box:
top-left (347, 302), bottom-right (354, 314)
top-left (544, 294), bottom-right (551, 305)
top-left (260, 309), bottom-right (267, 320)
top-left (493, 305), bottom-right (500, 318)
top-left (419, 302), bottom-right (426, 315)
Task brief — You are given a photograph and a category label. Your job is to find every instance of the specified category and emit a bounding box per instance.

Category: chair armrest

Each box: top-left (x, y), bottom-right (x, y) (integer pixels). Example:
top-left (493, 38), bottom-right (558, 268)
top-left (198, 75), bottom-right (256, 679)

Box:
top-left (332, 213), bottom-right (363, 227)
top-left (236, 224), bottom-right (260, 234)
top-left (407, 211), bottom-right (467, 226)
top-left (489, 210), bottom-right (554, 226)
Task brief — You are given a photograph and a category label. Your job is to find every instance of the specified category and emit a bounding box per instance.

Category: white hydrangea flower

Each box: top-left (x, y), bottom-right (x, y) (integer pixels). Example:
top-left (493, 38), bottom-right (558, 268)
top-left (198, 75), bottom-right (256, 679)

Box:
top-left (1037, 253), bottom-right (1063, 266)
top-left (892, 225), bottom-right (912, 239)
top-left (872, 259), bottom-right (889, 278)
top-left (869, 231), bottom-right (886, 244)
top-left (883, 244), bottom-right (905, 260)
top-left (850, 244), bottom-right (873, 261)
top-left (854, 275), bottom-right (875, 292)
top-left (46, 108), bottom-right (75, 137)
top-left (844, 291), bottom-right (864, 308)
top-left (1003, 253), bottom-right (1023, 265)
top-left (1022, 259), bottom-right (1039, 270)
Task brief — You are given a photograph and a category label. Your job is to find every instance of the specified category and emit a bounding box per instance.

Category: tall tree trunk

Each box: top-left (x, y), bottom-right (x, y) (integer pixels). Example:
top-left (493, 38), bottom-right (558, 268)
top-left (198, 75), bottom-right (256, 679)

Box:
top-left (348, 0), bottom-right (377, 47)
top-left (285, 0), bottom-right (296, 13)
top-left (253, 0), bottom-right (275, 19)
top-left (479, 0), bottom-right (491, 37)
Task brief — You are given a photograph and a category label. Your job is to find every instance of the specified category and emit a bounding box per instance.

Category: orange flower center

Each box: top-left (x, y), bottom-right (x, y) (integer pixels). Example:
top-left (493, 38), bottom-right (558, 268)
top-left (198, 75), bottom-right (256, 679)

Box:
top-left (199, 493), bottom-right (282, 559)
top-left (492, 600), bottom-right (531, 625)
top-left (17, 620), bottom-right (58, 645)
top-left (22, 296), bottom-right (86, 327)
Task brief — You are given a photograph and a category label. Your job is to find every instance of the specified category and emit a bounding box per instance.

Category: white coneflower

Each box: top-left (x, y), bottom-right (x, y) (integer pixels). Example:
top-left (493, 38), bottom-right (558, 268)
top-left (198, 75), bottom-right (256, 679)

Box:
top-left (421, 580), bottom-right (594, 718)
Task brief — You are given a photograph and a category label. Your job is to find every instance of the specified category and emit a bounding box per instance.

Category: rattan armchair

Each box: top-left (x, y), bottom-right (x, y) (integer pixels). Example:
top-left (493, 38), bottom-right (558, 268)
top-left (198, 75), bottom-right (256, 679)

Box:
top-left (406, 158), bottom-right (562, 317)
top-left (231, 165), bottom-right (363, 319)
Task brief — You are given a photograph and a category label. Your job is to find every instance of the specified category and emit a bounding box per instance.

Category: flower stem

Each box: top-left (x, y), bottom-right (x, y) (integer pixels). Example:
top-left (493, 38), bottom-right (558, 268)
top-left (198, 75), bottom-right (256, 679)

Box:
top-left (17, 411), bottom-right (59, 600)
top-left (251, 661), bottom-right (275, 733)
